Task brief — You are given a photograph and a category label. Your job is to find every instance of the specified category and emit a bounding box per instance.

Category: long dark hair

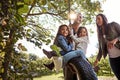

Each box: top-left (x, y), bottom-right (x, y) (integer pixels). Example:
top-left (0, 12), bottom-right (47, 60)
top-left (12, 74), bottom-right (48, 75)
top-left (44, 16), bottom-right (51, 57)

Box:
top-left (96, 14), bottom-right (108, 60)
top-left (53, 24), bottom-right (72, 45)
top-left (96, 14), bottom-right (108, 38)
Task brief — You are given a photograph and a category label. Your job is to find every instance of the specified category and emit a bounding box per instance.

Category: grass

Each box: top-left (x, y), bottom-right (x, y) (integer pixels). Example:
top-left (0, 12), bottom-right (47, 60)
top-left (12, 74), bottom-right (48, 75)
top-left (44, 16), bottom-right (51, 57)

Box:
top-left (33, 72), bottom-right (117, 80)
top-left (33, 72), bottom-right (64, 80)
top-left (0, 72), bottom-right (117, 80)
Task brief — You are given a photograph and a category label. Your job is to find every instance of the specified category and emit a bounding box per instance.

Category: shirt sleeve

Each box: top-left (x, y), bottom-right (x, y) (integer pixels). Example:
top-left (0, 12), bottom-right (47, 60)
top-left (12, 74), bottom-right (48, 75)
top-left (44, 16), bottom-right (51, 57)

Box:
top-left (113, 22), bottom-right (120, 40)
top-left (57, 35), bottom-right (73, 52)
top-left (71, 35), bottom-right (89, 44)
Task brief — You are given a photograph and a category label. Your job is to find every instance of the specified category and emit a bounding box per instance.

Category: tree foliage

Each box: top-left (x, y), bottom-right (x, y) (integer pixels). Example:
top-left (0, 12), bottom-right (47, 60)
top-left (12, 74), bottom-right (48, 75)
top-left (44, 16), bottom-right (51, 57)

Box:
top-left (0, 0), bottom-right (105, 79)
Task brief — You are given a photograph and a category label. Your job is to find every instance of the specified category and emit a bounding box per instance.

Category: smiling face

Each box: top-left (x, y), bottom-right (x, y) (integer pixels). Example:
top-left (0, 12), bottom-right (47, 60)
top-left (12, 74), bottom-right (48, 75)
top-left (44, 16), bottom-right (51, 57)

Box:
top-left (59, 25), bottom-right (69, 37)
top-left (77, 27), bottom-right (88, 37)
top-left (96, 15), bottom-right (103, 27)
top-left (78, 28), bottom-right (87, 37)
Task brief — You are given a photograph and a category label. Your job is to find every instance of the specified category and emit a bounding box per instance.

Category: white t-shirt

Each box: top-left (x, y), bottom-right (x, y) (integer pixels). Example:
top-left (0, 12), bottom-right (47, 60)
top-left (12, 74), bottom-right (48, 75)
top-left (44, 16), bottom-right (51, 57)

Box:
top-left (108, 46), bottom-right (120, 58)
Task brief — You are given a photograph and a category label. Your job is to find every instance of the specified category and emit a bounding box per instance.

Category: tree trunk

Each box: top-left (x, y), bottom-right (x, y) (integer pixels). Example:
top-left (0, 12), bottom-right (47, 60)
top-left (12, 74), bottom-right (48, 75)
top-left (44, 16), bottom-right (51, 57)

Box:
top-left (1, 52), bottom-right (11, 80)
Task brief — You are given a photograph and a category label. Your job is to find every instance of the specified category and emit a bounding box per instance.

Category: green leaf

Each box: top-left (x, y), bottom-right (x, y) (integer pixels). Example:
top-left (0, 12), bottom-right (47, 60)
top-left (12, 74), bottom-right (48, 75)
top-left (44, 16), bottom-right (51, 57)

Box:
top-left (18, 5), bottom-right (29, 14)
top-left (0, 68), bottom-right (4, 73)
top-left (17, 2), bottom-right (24, 9)
top-left (46, 39), bottom-right (51, 45)
top-left (50, 44), bottom-right (61, 56)
top-left (14, 14), bottom-right (25, 25)
top-left (50, 3), bottom-right (57, 9)
top-left (0, 52), bottom-right (5, 58)
top-left (24, 0), bottom-right (34, 5)
top-left (39, 0), bottom-right (47, 5)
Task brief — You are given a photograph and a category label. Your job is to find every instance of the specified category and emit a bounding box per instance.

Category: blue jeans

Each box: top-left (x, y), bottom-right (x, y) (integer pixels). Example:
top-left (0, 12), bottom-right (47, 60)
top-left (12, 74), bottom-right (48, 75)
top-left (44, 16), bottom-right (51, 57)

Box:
top-left (63, 50), bottom-right (86, 66)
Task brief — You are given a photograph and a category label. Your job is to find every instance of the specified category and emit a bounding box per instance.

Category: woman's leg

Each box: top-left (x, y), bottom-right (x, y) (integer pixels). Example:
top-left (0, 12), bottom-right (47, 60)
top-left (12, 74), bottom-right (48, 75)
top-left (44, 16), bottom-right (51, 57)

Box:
top-left (53, 56), bottom-right (63, 72)
top-left (109, 56), bottom-right (120, 80)
top-left (63, 50), bottom-right (86, 66)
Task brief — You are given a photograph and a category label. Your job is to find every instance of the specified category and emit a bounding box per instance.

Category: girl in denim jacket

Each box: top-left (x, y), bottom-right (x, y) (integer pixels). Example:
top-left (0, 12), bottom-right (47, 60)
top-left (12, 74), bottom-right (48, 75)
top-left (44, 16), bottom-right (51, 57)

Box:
top-left (43, 24), bottom-right (86, 71)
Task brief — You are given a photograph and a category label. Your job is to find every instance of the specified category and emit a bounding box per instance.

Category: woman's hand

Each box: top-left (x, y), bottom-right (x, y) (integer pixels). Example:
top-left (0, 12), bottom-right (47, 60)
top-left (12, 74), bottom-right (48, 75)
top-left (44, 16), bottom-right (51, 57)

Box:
top-left (94, 59), bottom-right (98, 67)
top-left (107, 42), bottom-right (113, 49)
top-left (107, 38), bottom-right (118, 49)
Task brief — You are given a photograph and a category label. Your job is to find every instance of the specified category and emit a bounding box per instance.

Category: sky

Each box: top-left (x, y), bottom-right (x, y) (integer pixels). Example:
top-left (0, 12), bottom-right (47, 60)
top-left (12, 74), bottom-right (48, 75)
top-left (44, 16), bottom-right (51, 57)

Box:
top-left (18, 0), bottom-right (120, 58)
top-left (102, 0), bottom-right (120, 23)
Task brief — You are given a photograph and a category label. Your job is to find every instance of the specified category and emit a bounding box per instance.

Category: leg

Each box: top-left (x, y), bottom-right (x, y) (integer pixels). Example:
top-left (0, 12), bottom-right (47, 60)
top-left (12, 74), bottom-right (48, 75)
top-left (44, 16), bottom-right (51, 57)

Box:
top-left (109, 57), bottom-right (120, 80)
top-left (63, 50), bottom-right (87, 66)
top-left (53, 56), bottom-right (63, 72)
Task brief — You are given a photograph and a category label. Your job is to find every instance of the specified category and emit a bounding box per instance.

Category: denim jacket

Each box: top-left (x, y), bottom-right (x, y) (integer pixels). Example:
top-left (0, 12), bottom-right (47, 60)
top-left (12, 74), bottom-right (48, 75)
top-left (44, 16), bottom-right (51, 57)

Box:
top-left (56, 35), bottom-right (73, 56)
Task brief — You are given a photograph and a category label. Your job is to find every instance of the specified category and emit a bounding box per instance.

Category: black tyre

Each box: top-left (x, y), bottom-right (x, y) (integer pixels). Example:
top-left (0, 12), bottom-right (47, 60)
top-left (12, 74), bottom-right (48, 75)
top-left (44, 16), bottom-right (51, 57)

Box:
top-left (64, 56), bottom-right (98, 80)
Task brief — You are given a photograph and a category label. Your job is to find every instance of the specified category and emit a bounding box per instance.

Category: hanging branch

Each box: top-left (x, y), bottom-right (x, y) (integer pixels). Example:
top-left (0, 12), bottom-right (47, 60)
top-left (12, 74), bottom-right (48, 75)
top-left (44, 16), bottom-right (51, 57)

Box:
top-left (68, 0), bottom-right (71, 25)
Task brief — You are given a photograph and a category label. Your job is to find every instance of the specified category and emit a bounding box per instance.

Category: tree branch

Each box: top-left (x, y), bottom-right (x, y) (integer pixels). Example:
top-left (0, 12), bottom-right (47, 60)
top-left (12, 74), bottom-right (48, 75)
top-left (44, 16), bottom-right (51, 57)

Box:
top-left (26, 8), bottom-right (68, 17)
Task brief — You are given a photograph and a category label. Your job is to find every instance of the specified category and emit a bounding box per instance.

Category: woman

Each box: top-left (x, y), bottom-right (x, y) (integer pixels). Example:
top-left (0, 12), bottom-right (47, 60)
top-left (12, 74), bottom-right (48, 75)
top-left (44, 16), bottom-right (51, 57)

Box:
top-left (43, 24), bottom-right (98, 80)
top-left (94, 13), bottom-right (120, 79)
top-left (43, 13), bottom-right (83, 70)
top-left (43, 24), bottom-right (86, 70)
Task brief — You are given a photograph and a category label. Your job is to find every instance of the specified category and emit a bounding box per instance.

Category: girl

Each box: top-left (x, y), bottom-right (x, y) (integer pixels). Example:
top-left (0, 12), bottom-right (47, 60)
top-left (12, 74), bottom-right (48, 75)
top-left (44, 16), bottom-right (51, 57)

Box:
top-left (70, 26), bottom-right (89, 55)
top-left (43, 24), bottom-right (98, 80)
top-left (94, 13), bottom-right (120, 79)
top-left (69, 26), bottom-right (92, 66)
top-left (43, 24), bottom-right (73, 70)
top-left (43, 25), bottom-right (87, 71)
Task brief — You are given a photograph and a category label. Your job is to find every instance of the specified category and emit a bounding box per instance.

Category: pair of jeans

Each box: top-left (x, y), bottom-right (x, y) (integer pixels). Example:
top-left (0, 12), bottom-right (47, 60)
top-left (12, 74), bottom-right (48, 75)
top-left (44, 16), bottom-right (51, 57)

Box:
top-left (63, 50), bottom-right (86, 66)
top-left (109, 56), bottom-right (120, 80)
